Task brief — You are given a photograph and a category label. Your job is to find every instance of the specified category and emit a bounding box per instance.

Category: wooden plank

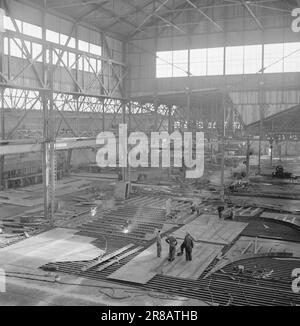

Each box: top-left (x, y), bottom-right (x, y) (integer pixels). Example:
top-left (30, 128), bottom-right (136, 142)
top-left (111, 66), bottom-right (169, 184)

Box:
top-left (81, 244), bottom-right (134, 272)
top-left (252, 208), bottom-right (264, 217)
top-left (186, 215), bottom-right (219, 225)
top-left (108, 240), bottom-right (223, 283)
top-left (97, 247), bottom-right (142, 272)
top-left (157, 243), bottom-right (223, 279)
top-left (0, 228), bottom-right (103, 270)
top-left (108, 242), bottom-right (165, 284)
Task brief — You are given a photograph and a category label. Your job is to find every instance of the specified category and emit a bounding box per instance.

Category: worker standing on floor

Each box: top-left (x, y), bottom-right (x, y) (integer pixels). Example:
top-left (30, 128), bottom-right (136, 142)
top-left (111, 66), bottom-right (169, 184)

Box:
top-left (217, 205), bottom-right (225, 219)
top-left (166, 198), bottom-right (172, 218)
top-left (165, 233), bottom-right (177, 262)
top-left (156, 229), bottom-right (162, 258)
top-left (178, 232), bottom-right (194, 261)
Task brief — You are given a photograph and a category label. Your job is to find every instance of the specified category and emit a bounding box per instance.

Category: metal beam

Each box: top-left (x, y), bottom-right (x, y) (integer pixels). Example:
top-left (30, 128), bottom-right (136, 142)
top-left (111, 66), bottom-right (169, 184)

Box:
top-left (185, 0), bottom-right (222, 31)
top-left (5, 29), bottom-right (126, 66)
top-left (77, 0), bottom-right (110, 21)
top-left (153, 12), bottom-right (186, 34)
top-left (240, 0), bottom-right (263, 29)
top-left (48, 0), bottom-right (109, 10)
top-left (110, 0), bottom-right (155, 26)
top-left (0, 138), bottom-right (104, 155)
top-left (16, 0), bottom-right (124, 41)
top-left (0, 83), bottom-right (126, 101)
top-left (118, 0), bottom-right (184, 37)
top-left (248, 3), bottom-right (291, 13)
top-left (88, 1), bottom-right (149, 36)
top-left (129, 0), bottom-right (170, 37)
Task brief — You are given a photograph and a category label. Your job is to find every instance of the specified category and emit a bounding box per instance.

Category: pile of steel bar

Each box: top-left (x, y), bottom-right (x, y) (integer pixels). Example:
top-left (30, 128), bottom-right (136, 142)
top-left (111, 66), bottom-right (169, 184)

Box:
top-left (78, 205), bottom-right (167, 242)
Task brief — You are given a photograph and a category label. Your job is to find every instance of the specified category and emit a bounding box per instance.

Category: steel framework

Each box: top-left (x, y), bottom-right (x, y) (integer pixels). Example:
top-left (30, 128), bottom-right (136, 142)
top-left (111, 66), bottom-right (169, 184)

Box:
top-left (0, 0), bottom-right (131, 224)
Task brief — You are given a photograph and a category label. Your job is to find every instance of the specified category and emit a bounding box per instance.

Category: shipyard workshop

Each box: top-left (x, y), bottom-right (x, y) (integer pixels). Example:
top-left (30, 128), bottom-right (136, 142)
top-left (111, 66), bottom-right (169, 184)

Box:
top-left (0, 0), bottom-right (299, 307)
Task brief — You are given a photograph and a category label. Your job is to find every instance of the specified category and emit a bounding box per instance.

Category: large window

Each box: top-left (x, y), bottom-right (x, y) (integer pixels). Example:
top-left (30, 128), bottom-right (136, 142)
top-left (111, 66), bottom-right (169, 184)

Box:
top-left (190, 49), bottom-right (206, 76)
top-left (225, 44), bottom-right (262, 75)
top-left (10, 38), bottom-right (23, 58)
top-left (207, 47), bottom-right (224, 75)
top-left (283, 42), bottom-right (300, 73)
top-left (156, 42), bottom-right (300, 78)
top-left (156, 50), bottom-right (188, 78)
top-left (190, 47), bottom-right (224, 76)
top-left (46, 29), bottom-right (59, 44)
top-left (32, 42), bottom-right (43, 62)
top-left (244, 45), bottom-right (262, 74)
top-left (264, 43), bottom-right (284, 73)
top-left (172, 50), bottom-right (188, 77)
top-left (4, 15), bottom-right (22, 32)
top-left (226, 46), bottom-right (244, 75)
top-left (156, 51), bottom-right (172, 78)
top-left (3, 15), bottom-right (102, 73)
top-left (23, 21), bottom-right (42, 39)
top-left (60, 33), bottom-right (76, 48)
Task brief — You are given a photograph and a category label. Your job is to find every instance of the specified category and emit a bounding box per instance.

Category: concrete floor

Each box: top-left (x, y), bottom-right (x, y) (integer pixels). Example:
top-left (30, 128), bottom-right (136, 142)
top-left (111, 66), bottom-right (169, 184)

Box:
top-left (0, 226), bottom-right (209, 306)
top-left (1, 267), bottom-right (209, 306)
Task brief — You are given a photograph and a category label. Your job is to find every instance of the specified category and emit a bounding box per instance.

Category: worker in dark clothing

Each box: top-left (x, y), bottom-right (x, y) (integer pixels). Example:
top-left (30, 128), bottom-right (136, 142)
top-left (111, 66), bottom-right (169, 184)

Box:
top-left (228, 207), bottom-right (235, 220)
top-left (217, 206), bottom-right (224, 219)
top-left (156, 230), bottom-right (162, 258)
top-left (179, 232), bottom-right (194, 261)
top-left (165, 234), bottom-right (177, 262)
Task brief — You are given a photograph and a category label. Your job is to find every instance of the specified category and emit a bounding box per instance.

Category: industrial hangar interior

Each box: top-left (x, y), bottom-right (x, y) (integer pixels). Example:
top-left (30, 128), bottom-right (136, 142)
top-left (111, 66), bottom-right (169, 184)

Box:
top-left (0, 0), bottom-right (300, 307)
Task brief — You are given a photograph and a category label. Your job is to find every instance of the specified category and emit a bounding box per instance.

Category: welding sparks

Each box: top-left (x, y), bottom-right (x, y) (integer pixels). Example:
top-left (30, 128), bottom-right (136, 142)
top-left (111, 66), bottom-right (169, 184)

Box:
top-left (91, 207), bottom-right (97, 217)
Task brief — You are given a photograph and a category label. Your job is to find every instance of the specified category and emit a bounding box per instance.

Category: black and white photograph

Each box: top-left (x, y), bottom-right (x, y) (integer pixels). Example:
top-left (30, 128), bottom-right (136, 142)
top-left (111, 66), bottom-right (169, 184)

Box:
top-left (0, 0), bottom-right (299, 310)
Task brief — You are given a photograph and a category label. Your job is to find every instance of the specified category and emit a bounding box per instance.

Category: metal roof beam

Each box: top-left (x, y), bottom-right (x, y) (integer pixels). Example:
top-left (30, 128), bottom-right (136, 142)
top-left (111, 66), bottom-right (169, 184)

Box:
top-left (129, 0), bottom-right (170, 37)
top-left (153, 12), bottom-right (186, 34)
top-left (103, 0), bottom-right (156, 31)
top-left (47, 0), bottom-right (108, 10)
top-left (77, 0), bottom-right (110, 21)
top-left (130, 0), bottom-right (194, 38)
top-left (185, 0), bottom-right (222, 31)
top-left (240, 0), bottom-right (263, 29)
top-left (97, 2), bottom-right (149, 36)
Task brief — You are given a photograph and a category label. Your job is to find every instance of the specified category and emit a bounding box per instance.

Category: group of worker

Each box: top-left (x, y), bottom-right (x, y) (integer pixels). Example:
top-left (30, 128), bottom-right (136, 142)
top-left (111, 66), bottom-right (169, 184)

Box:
top-left (156, 230), bottom-right (194, 262)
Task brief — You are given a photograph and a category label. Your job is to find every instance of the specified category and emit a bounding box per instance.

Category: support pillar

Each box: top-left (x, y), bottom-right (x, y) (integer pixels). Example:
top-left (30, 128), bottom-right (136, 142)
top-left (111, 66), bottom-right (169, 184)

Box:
top-left (121, 100), bottom-right (126, 182)
top-left (102, 99), bottom-right (105, 132)
top-left (258, 32), bottom-right (265, 175)
top-left (246, 137), bottom-right (251, 177)
top-left (127, 101), bottom-right (131, 182)
top-left (270, 139), bottom-right (274, 168)
top-left (258, 86), bottom-right (264, 175)
top-left (168, 106), bottom-right (172, 179)
top-left (0, 87), bottom-right (4, 190)
top-left (220, 92), bottom-right (226, 201)
top-left (0, 11), bottom-right (5, 190)
top-left (42, 40), bottom-right (55, 226)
